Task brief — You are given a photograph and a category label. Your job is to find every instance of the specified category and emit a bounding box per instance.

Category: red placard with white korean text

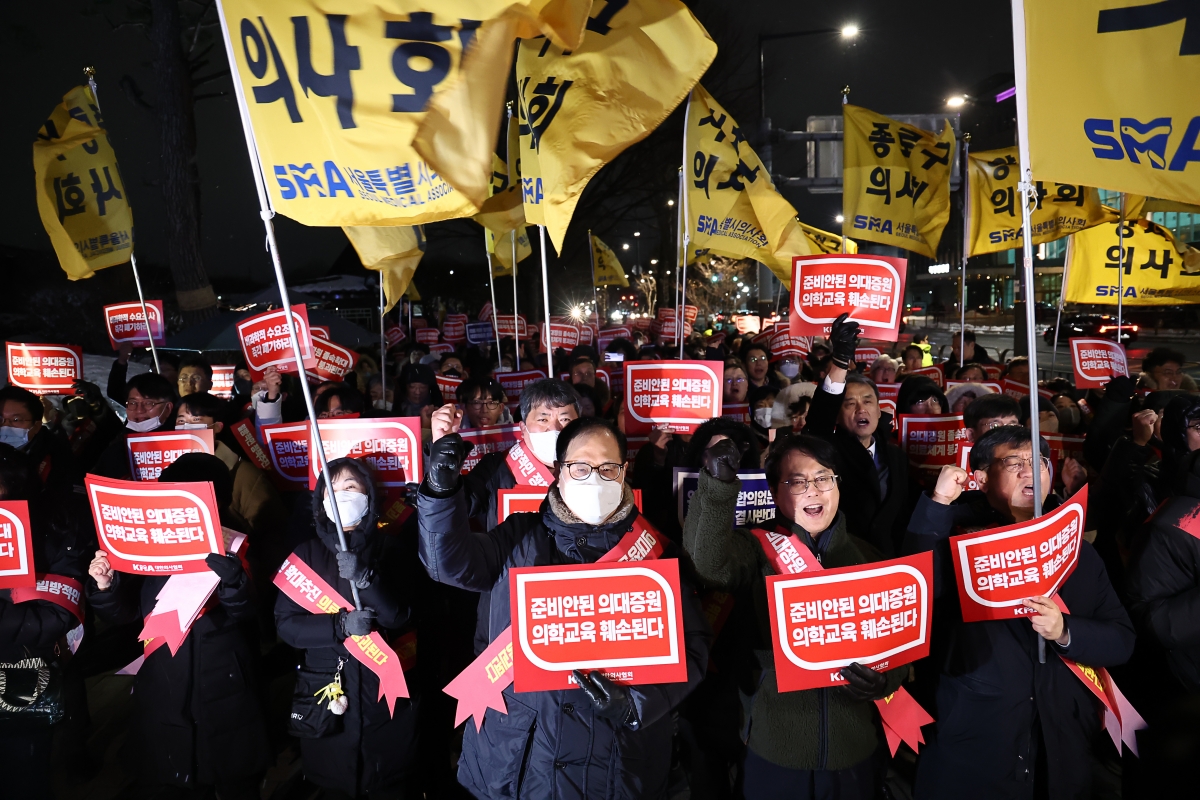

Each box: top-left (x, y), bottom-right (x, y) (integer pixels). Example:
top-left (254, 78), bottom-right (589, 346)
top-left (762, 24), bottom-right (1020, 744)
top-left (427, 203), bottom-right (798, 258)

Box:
top-left (624, 361), bottom-right (723, 435)
top-left (86, 474), bottom-right (224, 575)
top-left (0, 501), bottom-right (35, 589)
top-left (877, 383), bottom-right (901, 418)
top-left (435, 373), bottom-right (463, 400)
top-left (855, 347), bottom-right (882, 366)
top-left (104, 301), bottom-right (165, 349)
top-left (495, 315), bottom-right (530, 340)
top-left (898, 415), bottom-right (968, 473)
top-left (578, 325), bottom-right (595, 346)
top-left (478, 302), bottom-right (494, 322)
top-left (1001, 380), bottom-right (1056, 401)
top-left (306, 337), bottom-right (358, 382)
top-left (1069, 338), bottom-right (1128, 389)
top-left (659, 319), bottom-right (693, 340)
top-left (751, 328), bottom-right (773, 345)
top-left (7, 343), bottom-right (82, 395)
top-left (790, 255), bottom-right (906, 341)
top-left (983, 364), bottom-right (1003, 381)
top-left (735, 315), bottom-right (760, 335)
top-left (632, 317), bottom-right (653, 332)
top-left (957, 443), bottom-right (981, 490)
top-left (598, 327), bottom-right (632, 347)
top-left (236, 305), bottom-right (316, 380)
top-left (950, 487), bottom-right (1088, 623)
top-left (771, 329), bottom-right (810, 358)
top-left (722, 403), bottom-right (751, 424)
top-left (260, 422), bottom-right (311, 491)
top-left (461, 425), bottom-right (521, 473)
top-left (498, 488), bottom-right (549, 522)
top-left (428, 343), bottom-right (454, 354)
top-left (415, 327), bottom-right (439, 344)
top-left (657, 307), bottom-right (675, 322)
top-left (767, 552), bottom-right (933, 692)
top-left (540, 323), bottom-right (581, 353)
top-left (443, 319), bottom-right (467, 343)
top-left (126, 429), bottom-right (215, 482)
top-left (908, 365), bottom-right (945, 388)
top-left (682, 305), bottom-right (699, 325)
top-left (497, 369), bottom-right (548, 412)
top-left (310, 325), bottom-right (330, 340)
top-left (1043, 433), bottom-right (1086, 489)
top-left (211, 365), bottom-right (236, 399)
top-left (945, 379), bottom-right (1003, 395)
top-left (385, 324), bottom-right (406, 347)
top-left (306, 418), bottom-right (422, 491)
top-left (510, 559), bottom-right (688, 692)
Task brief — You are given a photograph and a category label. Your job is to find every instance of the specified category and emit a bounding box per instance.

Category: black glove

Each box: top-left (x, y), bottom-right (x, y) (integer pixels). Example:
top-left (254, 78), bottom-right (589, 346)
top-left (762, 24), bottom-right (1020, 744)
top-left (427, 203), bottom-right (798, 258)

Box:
top-left (702, 438), bottom-right (743, 483)
top-left (1104, 374), bottom-right (1136, 404)
top-left (336, 550), bottom-right (372, 589)
top-left (839, 662), bottom-right (888, 701)
top-left (573, 670), bottom-right (634, 725)
top-left (72, 379), bottom-right (109, 416)
top-left (336, 607), bottom-right (377, 639)
top-left (424, 433), bottom-right (474, 496)
top-left (205, 553), bottom-right (245, 587)
top-left (828, 312), bottom-right (861, 370)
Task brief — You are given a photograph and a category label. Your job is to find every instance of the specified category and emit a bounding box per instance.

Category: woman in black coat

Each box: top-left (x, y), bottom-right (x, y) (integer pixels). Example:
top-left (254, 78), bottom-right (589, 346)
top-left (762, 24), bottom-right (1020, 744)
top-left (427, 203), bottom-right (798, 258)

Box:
top-left (275, 457), bottom-right (419, 798)
top-left (85, 454), bottom-right (269, 799)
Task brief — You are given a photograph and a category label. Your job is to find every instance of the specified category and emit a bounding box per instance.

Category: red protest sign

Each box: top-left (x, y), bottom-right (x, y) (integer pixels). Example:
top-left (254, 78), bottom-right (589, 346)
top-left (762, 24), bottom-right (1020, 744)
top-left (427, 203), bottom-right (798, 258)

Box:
top-left (310, 325), bottom-right (330, 340)
top-left (86, 474), bottom-right (225, 575)
top-left (509, 559), bottom-right (688, 692)
top-left (908, 365), bottom-right (945, 388)
top-left (1069, 338), bottom-right (1129, 389)
top-left (632, 318), bottom-right (653, 332)
top-left (578, 325), bottom-right (595, 345)
top-left (385, 324), bottom-right (406, 347)
top-left (877, 383), bottom-right (900, 417)
top-left (791, 255), bottom-right (906, 341)
top-left (104, 301), bottom-right (165, 349)
top-left (479, 302), bottom-right (494, 322)
top-left (624, 361), bottom-right (723, 434)
top-left (415, 327), bottom-right (440, 344)
top-left (540, 323), bottom-right (581, 353)
top-left (428, 343), bottom-right (454, 354)
top-left (722, 404), bottom-right (751, 424)
top-left (306, 337), bottom-right (358, 382)
top-left (898, 415), bottom-right (969, 473)
top-left (498, 488), bottom-right (549, 522)
top-left (306, 418), bottom-right (423, 491)
top-left (495, 315), bottom-right (530, 340)
top-left (461, 424), bottom-right (521, 473)
top-left (211, 365), bottom-right (236, 399)
top-left (950, 487), bottom-right (1088, 623)
top-left (236, 305), bottom-right (315, 380)
top-left (957, 443), bottom-right (981, 491)
top-left (1001, 380), bottom-right (1056, 401)
top-left (735, 315), bottom-right (760, 335)
top-left (126, 429), bottom-right (215, 482)
top-left (443, 318), bottom-right (467, 343)
top-left (855, 347), bottom-right (882, 366)
top-left (1043, 433), bottom-right (1085, 489)
top-left (497, 369), bottom-right (548, 412)
top-left (435, 373), bottom-right (463, 400)
top-left (445, 313), bottom-right (469, 327)
top-left (945, 379), bottom-right (1003, 395)
top-left (767, 552), bottom-right (933, 692)
top-left (659, 319), bottom-right (693, 340)
top-left (0, 501), bottom-right (35, 589)
top-left (657, 307), bottom-right (675, 322)
top-left (983, 364), bottom-right (1003, 381)
top-left (598, 327), bottom-right (632, 347)
top-left (7, 343), bottom-right (83, 395)
top-left (683, 305), bottom-right (699, 325)
top-left (261, 422), bottom-right (311, 491)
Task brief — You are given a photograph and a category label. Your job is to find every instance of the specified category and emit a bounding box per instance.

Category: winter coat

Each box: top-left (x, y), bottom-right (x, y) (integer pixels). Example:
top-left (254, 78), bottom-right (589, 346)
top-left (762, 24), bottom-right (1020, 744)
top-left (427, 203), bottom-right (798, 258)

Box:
top-left (1094, 435), bottom-right (1162, 592)
top-left (629, 437), bottom-right (689, 541)
top-left (683, 471), bottom-right (905, 772)
top-left (417, 481), bottom-right (712, 800)
top-left (463, 450), bottom-right (517, 655)
top-left (274, 458), bottom-right (417, 797)
top-left (23, 426), bottom-right (79, 492)
top-left (904, 491), bottom-right (1135, 800)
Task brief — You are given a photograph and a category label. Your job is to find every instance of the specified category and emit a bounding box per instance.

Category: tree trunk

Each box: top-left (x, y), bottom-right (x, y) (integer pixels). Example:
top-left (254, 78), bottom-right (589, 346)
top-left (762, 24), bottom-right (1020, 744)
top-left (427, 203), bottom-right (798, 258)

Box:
top-left (150, 0), bottom-right (218, 325)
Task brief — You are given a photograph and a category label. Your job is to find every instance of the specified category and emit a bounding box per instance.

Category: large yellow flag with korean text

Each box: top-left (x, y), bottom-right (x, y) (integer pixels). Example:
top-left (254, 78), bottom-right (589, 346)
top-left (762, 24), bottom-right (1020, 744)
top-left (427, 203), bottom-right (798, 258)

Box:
top-left (797, 220), bottom-right (857, 256)
top-left (590, 234), bottom-right (628, 287)
top-left (343, 225), bottom-right (425, 312)
top-left (1064, 218), bottom-right (1200, 305)
top-left (33, 85), bottom-right (134, 280)
top-left (967, 146), bottom-right (1115, 257)
top-left (1019, 0), bottom-right (1200, 207)
top-left (842, 105), bottom-right (956, 258)
top-left (488, 228), bottom-right (532, 275)
top-left (219, 0), bottom-right (591, 228)
top-left (516, 0), bottom-right (716, 252)
top-left (686, 85), bottom-right (820, 285)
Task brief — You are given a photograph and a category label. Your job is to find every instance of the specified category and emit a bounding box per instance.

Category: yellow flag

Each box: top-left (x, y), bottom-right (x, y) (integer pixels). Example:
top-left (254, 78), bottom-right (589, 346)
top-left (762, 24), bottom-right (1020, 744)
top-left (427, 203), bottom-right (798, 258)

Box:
top-left (1064, 219), bottom-right (1200, 306)
top-left (797, 220), bottom-right (857, 255)
top-left (475, 152), bottom-right (525, 235)
top-left (966, 146), bottom-right (1114, 257)
top-left (590, 234), bottom-right (628, 287)
top-left (842, 105), bottom-right (956, 258)
top-left (685, 85), bottom-right (820, 284)
top-left (516, 0), bottom-right (716, 252)
top-left (1018, 0), bottom-right (1200, 207)
top-left (343, 225), bottom-right (425, 312)
top-left (488, 227), bottom-right (532, 275)
top-left (33, 86), bottom-right (135, 280)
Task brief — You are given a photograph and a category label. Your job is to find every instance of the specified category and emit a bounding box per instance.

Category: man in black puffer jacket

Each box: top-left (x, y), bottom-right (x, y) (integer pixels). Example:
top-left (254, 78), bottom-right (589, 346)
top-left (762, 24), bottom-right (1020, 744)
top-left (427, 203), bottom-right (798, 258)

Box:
top-left (418, 417), bottom-right (712, 800)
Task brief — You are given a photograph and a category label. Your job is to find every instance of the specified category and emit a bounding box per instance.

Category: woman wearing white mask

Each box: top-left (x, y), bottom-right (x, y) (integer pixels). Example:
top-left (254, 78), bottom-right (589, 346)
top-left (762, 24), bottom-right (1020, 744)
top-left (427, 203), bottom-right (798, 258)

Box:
top-left (417, 417), bottom-right (712, 800)
top-left (275, 457), bottom-right (419, 798)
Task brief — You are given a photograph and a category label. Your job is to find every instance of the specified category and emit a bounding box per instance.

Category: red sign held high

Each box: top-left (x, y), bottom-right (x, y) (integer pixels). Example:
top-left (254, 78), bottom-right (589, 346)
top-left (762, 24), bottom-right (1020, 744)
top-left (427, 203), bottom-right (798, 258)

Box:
top-left (624, 361), bottom-right (723, 434)
top-left (1070, 338), bottom-right (1128, 389)
top-left (104, 301), bottom-right (165, 349)
top-left (306, 418), bottom-right (423, 491)
top-left (791, 255), bottom-right (907, 341)
top-left (0, 501), bottom-right (35, 589)
top-left (236, 305), bottom-right (315, 380)
top-left (7, 343), bottom-right (82, 395)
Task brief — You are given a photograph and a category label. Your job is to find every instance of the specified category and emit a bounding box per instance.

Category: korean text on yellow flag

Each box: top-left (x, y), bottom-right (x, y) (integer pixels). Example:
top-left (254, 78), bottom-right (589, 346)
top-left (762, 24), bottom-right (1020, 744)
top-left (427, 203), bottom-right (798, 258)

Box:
top-left (591, 235), bottom-right (628, 287)
top-left (967, 146), bottom-right (1113, 257)
top-left (1019, 0), bottom-right (1200, 207)
top-left (516, 0), bottom-right (716, 252)
top-left (686, 85), bottom-right (818, 285)
top-left (475, 151), bottom-right (525, 236)
top-left (33, 85), bottom-right (134, 280)
top-left (1064, 219), bottom-right (1200, 306)
top-left (488, 227), bottom-right (532, 276)
top-left (343, 225), bottom-right (424, 312)
top-left (842, 105), bottom-right (956, 258)
top-left (798, 220), bottom-right (857, 256)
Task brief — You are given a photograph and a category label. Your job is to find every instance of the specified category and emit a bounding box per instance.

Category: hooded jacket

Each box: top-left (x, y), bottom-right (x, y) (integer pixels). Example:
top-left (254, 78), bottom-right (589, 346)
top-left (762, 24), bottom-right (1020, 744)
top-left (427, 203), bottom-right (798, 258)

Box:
top-left (417, 480), bottom-right (711, 800)
top-left (274, 458), bottom-right (417, 797)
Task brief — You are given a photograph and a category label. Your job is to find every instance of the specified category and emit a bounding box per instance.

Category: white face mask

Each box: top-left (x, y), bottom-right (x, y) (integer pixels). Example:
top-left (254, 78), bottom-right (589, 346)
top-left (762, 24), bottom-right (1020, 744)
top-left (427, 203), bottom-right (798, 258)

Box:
top-left (373, 398), bottom-right (390, 411)
top-left (754, 407), bottom-right (774, 428)
top-left (560, 471), bottom-right (624, 526)
top-left (126, 415), bottom-right (163, 433)
top-left (525, 429), bottom-right (560, 465)
top-left (323, 489), bottom-right (370, 529)
top-left (0, 426), bottom-right (29, 448)
top-left (779, 361), bottom-right (801, 378)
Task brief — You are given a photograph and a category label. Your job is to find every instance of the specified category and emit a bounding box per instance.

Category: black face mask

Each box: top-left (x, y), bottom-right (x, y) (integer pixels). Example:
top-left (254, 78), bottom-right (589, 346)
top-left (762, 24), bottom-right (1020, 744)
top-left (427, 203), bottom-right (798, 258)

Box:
top-left (443, 369), bottom-right (462, 379)
top-left (234, 377), bottom-right (253, 397)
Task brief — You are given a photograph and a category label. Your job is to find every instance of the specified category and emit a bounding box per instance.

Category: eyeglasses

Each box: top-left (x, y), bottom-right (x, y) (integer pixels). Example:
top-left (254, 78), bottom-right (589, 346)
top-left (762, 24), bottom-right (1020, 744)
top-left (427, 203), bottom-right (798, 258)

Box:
top-left (1187, 423), bottom-right (1200, 433)
top-left (995, 455), bottom-right (1052, 473)
top-left (747, 355), bottom-right (768, 364)
top-left (0, 416), bottom-right (32, 428)
top-left (780, 474), bottom-right (838, 494)
top-left (562, 462), bottom-right (625, 482)
top-left (725, 377), bottom-right (746, 386)
top-left (126, 399), bottom-right (166, 413)
top-left (468, 399), bottom-right (502, 409)
top-left (178, 375), bottom-right (206, 386)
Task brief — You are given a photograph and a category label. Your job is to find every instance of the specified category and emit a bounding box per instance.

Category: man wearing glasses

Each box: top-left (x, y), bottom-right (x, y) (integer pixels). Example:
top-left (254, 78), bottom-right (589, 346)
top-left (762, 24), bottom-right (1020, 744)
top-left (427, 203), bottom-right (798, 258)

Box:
top-left (91, 373), bottom-right (177, 479)
top-left (0, 385), bottom-right (78, 491)
top-left (903, 426), bottom-right (1134, 799)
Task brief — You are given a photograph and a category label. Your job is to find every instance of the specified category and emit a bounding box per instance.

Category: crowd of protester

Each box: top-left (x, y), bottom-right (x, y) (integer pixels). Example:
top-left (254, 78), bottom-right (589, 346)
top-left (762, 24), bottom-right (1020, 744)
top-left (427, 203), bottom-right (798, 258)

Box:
top-left (0, 311), bottom-right (1197, 800)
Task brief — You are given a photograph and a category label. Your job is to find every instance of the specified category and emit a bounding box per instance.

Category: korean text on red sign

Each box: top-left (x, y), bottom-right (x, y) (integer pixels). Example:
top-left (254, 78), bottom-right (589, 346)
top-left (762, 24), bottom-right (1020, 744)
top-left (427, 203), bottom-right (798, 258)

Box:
top-left (306, 337), bottom-right (358, 382)
top-left (790, 255), bottom-right (907, 341)
top-left (86, 475), bottom-right (224, 575)
top-left (261, 422), bottom-right (311, 490)
top-left (768, 552), bottom-right (933, 692)
top-left (950, 487), bottom-right (1088, 622)
top-left (1069, 338), bottom-right (1129, 389)
top-left (771, 330), bottom-right (810, 358)
top-left (540, 323), bottom-right (581, 352)
top-left (624, 361), bottom-right (723, 434)
top-left (126, 429), bottom-right (215, 482)
top-left (898, 414), bottom-right (968, 471)
top-left (0, 501), bottom-right (35, 590)
top-left (306, 418), bottom-right (423, 490)
top-left (510, 560), bottom-right (688, 692)
top-left (497, 370), bottom-right (548, 411)
top-left (236, 304), bottom-right (315, 380)
top-left (460, 425), bottom-right (521, 474)
top-left (211, 365), bottom-right (236, 399)
top-left (104, 301), bottom-right (165, 348)
top-left (495, 315), bottom-right (530, 339)
top-left (6, 343), bottom-right (82, 395)
top-left (498, 489), bottom-right (550, 522)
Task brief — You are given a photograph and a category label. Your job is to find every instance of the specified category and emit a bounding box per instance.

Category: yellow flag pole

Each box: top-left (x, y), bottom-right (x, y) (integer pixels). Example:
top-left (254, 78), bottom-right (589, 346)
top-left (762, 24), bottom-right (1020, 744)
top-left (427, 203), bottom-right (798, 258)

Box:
top-left (484, 231), bottom-right (503, 373)
top-left (539, 225), bottom-right (553, 376)
top-left (961, 133), bottom-right (971, 369)
top-left (679, 91), bottom-right (693, 359)
top-left (587, 230), bottom-right (600, 321)
top-left (215, 0), bottom-right (360, 608)
top-left (85, 67), bottom-right (161, 376)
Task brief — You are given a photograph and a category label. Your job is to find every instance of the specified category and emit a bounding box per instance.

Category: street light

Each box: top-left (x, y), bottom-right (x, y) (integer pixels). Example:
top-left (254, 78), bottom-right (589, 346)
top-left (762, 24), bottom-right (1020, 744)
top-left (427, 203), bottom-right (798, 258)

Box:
top-left (622, 243), bottom-right (630, 250)
top-left (841, 25), bottom-right (859, 37)
top-left (835, 214), bottom-right (845, 223)
top-left (760, 24), bottom-right (859, 118)
top-left (650, 258), bottom-right (658, 265)
top-left (667, 199), bottom-right (675, 207)
top-left (946, 95), bottom-right (967, 108)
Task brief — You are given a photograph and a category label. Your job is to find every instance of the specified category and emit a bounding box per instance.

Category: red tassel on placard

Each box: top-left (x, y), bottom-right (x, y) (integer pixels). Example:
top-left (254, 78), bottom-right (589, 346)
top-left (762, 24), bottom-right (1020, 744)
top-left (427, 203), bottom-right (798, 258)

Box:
top-left (875, 686), bottom-right (935, 755)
